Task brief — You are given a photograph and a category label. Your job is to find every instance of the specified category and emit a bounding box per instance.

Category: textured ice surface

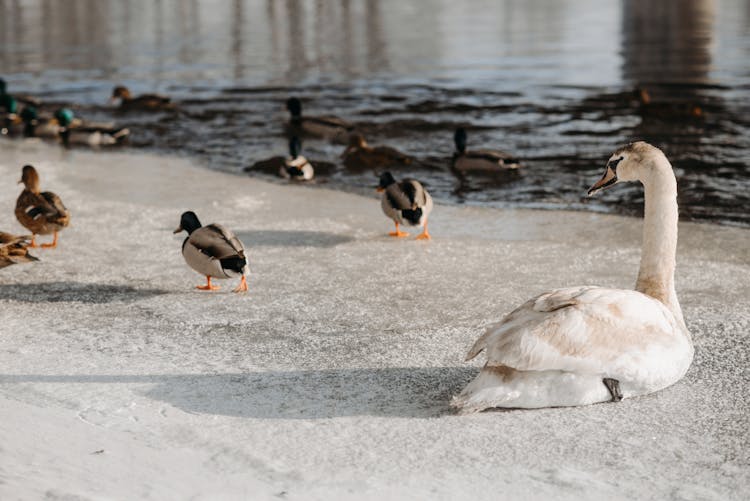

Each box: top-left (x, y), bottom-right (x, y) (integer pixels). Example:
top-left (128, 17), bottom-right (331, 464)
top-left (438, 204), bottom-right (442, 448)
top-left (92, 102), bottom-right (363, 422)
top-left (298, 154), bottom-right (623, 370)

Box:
top-left (0, 139), bottom-right (748, 500)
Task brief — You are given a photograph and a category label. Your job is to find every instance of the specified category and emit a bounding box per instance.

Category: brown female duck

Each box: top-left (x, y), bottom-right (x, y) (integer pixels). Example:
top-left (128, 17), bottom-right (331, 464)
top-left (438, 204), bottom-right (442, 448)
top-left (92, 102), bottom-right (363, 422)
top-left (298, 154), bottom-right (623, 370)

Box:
top-left (343, 133), bottom-right (414, 170)
top-left (111, 85), bottom-right (173, 111)
top-left (0, 232), bottom-right (39, 268)
top-left (15, 165), bottom-right (70, 248)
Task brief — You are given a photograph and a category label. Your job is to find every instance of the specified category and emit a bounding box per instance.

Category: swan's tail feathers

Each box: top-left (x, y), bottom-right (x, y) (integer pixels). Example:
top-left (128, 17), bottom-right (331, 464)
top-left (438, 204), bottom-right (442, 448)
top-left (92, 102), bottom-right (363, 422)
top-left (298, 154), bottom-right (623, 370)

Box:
top-left (451, 366), bottom-right (614, 412)
top-left (450, 365), bottom-right (516, 414)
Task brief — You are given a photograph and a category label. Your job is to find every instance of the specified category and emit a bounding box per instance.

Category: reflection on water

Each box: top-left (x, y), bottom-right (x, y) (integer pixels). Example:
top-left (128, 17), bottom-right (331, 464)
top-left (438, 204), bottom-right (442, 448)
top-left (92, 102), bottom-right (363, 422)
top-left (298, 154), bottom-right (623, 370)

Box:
top-left (1, 0), bottom-right (749, 226)
top-left (622, 0), bottom-right (715, 83)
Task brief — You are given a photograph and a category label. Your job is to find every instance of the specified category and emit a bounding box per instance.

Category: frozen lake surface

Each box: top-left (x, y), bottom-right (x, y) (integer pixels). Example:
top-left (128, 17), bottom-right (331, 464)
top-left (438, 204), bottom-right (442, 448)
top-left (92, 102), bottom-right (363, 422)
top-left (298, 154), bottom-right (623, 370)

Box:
top-left (0, 140), bottom-right (749, 500)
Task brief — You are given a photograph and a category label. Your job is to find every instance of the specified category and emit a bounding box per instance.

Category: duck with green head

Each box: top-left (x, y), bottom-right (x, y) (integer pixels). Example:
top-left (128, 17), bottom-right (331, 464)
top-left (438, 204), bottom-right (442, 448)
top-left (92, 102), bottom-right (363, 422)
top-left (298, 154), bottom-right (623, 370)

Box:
top-left (0, 77), bottom-right (41, 108)
top-left (55, 108), bottom-right (130, 147)
top-left (0, 92), bottom-right (20, 135)
top-left (19, 107), bottom-right (62, 139)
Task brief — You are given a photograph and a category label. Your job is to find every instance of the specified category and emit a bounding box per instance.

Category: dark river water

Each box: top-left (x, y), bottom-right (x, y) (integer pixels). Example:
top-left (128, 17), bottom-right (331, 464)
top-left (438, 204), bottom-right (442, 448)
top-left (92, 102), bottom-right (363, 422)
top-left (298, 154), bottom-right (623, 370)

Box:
top-left (2, 0), bottom-right (750, 226)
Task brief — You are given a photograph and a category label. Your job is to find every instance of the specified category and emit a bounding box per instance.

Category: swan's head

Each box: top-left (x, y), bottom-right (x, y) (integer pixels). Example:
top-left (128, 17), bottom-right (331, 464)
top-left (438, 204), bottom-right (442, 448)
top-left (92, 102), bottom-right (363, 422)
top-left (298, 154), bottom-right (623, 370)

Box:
top-left (588, 141), bottom-right (661, 196)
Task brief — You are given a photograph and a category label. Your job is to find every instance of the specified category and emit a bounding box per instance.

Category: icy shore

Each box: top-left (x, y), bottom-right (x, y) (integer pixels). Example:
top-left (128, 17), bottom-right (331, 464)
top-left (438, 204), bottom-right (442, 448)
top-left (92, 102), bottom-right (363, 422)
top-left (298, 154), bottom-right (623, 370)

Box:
top-left (1, 140), bottom-right (748, 500)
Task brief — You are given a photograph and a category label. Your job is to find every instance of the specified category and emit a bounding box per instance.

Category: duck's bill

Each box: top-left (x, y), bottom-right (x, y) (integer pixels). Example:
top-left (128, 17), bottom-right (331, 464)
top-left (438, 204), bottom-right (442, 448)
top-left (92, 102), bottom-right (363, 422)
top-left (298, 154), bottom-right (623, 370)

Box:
top-left (587, 167), bottom-right (618, 196)
top-left (172, 226), bottom-right (182, 234)
top-left (376, 187), bottom-right (384, 192)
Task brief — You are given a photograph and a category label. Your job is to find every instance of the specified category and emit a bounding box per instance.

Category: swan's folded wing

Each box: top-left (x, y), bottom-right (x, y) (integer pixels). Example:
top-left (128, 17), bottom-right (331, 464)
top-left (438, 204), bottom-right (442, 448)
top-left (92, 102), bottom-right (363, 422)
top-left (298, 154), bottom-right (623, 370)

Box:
top-left (466, 286), bottom-right (682, 375)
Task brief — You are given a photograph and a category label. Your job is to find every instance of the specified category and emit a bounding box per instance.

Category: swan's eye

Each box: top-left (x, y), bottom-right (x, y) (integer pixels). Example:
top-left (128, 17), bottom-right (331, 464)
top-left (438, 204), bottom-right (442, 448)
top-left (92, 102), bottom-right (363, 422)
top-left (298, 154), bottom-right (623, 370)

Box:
top-left (608, 156), bottom-right (624, 171)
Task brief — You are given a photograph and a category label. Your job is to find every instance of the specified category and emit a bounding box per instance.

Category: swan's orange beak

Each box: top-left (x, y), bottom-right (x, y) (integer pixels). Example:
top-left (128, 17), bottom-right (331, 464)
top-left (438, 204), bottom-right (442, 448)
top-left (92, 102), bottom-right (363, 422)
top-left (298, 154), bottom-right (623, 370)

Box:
top-left (587, 166), bottom-right (617, 196)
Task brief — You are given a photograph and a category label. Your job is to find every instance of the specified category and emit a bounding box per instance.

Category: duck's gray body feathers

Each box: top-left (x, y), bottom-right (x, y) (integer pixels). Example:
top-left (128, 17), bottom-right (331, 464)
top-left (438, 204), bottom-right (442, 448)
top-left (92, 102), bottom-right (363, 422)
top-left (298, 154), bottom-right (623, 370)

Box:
top-left (453, 149), bottom-right (521, 172)
top-left (381, 179), bottom-right (433, 226)
top-left (182, 224), bottom-right (249, 279)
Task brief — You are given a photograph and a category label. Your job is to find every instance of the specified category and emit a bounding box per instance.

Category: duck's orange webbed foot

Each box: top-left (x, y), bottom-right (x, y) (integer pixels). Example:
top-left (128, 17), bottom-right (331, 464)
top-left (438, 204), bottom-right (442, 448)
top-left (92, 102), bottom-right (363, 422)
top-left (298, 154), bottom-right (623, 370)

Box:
top-left (415, 221), bottom-right (431, 240)
top-left (196, 276), bottom-right (220, 291)
top-left (40, 232), bottom-right (58, 248)
top-left (388, 223), bottom-right (409, 238)
top-left (29, 235), bottom-right (38, 248)
top-left (233, 275), bottom-right (248, 293)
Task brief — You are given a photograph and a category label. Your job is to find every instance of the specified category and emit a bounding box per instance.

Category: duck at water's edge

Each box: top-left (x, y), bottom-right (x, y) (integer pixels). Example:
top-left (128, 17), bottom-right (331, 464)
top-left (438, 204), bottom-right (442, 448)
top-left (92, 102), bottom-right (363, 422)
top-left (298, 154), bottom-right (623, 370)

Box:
top-left (377, 172), bottom-right (432, 240)
top-left (280, 136), bottom-right (314, 181)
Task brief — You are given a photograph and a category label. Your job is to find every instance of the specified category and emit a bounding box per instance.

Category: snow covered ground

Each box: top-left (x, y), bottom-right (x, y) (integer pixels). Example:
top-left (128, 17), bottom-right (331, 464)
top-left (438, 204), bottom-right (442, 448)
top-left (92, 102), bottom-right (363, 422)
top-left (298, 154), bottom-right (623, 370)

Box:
top-left (0, 139), bottom-right (748, 500)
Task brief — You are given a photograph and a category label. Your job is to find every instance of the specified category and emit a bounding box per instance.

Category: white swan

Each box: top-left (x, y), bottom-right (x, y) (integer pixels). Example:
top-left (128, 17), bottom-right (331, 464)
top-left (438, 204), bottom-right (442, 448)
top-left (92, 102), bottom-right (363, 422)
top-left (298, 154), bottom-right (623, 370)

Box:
top-left (452, 142), bottom-right (693, 412)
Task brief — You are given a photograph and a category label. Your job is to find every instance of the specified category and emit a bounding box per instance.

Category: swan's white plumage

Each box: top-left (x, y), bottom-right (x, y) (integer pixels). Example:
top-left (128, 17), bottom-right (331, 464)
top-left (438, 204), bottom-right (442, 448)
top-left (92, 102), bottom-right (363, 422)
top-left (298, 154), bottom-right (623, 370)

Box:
top-left (452, 142), bottom-right (694, 412)
top-left (453, 286), bottom-right (692, 411)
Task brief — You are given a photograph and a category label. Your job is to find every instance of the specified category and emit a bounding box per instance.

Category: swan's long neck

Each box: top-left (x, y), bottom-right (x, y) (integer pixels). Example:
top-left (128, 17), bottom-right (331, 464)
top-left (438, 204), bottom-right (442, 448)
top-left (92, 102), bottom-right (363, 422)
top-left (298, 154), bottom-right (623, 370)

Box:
top-left (636, 153), bottom-right (685, 328)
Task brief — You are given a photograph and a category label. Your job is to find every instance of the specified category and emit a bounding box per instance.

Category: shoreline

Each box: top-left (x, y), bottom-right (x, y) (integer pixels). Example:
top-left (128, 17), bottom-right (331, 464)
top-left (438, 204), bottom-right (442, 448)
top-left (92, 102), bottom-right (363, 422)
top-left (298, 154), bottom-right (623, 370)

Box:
top-left (1, 139), bottom-right (748, 500)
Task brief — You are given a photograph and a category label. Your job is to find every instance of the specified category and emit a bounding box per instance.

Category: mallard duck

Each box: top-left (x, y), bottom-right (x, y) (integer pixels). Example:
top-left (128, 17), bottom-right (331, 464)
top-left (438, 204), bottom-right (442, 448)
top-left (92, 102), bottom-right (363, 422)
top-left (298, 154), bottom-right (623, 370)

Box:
top-left (55, 108), bottom-right (130, 147)
top-left (0, 94), bottom-right (20, 135)
top-left (0, 232), bottom-right (39, 269)
top-left (452, 142), bottom-right (693, 412)
top-left (19, 107), bottom-right (62, 139)
top-left (15, 165), bottom-right (70, 249)
top-left (376, 172), bottom-right (432, 239)
top-left (280, 136), bottom-right (314, 180)
top-left (173, 211), bottom-right (249, 293)
top-left (286, 97), bottom-right (354, 143)
top-left (111, 85), bottom-right (173, 111)
top-left (343, 133), bottom-right (414, 170)
top-left (452, 128), bottom-right (521, 172)
top-left (0, 78), bottom-right (41, 107)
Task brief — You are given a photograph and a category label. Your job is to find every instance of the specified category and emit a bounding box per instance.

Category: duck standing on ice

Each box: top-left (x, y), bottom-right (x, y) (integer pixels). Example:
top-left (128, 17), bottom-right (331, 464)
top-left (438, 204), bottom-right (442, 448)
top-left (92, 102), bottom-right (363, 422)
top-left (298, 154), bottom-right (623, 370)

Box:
top-left (377, 172), bottom-right (433, 240)
top-left (15, 165), bottom-right (70, 249)
top-left (174, 211), bottom-right (249, 293)
top-left (452, 142), bottom-right (693, 412)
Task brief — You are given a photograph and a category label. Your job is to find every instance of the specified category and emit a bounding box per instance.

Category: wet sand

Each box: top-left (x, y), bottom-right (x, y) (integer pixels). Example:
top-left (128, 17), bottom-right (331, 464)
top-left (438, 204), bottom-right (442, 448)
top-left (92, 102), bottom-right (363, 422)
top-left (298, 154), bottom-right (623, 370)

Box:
top-left (0, 139), bottom-right (748, 500)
